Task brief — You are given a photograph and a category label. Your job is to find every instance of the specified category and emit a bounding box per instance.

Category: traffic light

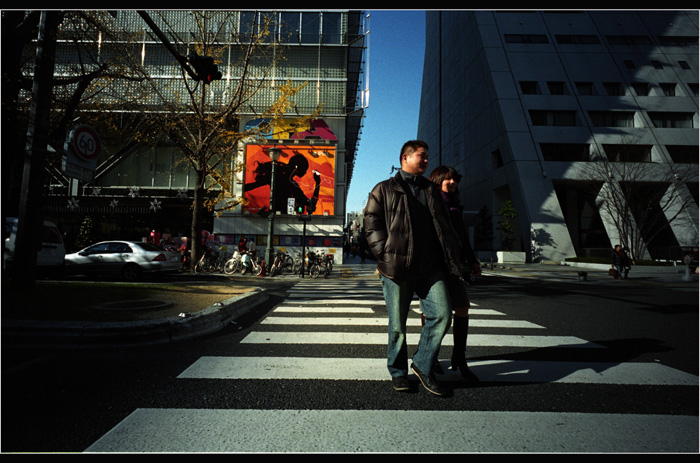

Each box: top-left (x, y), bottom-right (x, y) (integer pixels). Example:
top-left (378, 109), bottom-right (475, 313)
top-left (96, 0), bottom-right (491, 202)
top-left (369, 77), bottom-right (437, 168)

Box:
top-left (188, 54), bottom-right (222, 84)
top-left (296, 205), bottom-right (305, 215)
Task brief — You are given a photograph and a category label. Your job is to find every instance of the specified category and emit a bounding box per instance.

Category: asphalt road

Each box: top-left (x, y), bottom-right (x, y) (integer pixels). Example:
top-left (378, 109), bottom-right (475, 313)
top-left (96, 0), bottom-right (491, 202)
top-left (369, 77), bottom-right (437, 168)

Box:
top-left (1, 266), bottom-right (697, 453)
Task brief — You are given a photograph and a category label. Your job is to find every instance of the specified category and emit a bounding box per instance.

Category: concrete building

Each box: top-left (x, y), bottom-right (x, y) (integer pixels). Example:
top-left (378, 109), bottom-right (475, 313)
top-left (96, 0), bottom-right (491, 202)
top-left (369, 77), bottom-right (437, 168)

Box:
top-left (417, 10), bottom-right (698, 263)
top-left (34, 10), bottom-right (366, 262)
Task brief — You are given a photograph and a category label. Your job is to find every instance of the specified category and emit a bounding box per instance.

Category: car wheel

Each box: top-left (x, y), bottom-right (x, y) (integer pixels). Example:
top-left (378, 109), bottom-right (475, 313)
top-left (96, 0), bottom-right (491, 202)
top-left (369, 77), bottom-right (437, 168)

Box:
top-left (122, 264), bottom-right (143, 281)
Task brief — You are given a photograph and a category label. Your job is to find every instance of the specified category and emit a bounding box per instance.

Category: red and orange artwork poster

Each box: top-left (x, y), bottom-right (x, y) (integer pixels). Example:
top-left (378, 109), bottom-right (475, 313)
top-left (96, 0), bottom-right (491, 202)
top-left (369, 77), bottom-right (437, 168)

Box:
top-left (243, 144), bottom-right (336, 216)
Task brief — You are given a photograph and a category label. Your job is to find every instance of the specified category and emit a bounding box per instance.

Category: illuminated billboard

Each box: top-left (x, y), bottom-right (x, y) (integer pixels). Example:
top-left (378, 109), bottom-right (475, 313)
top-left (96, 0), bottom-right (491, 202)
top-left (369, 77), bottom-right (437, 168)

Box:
top-left (243, 143), bottom-right (336, 216)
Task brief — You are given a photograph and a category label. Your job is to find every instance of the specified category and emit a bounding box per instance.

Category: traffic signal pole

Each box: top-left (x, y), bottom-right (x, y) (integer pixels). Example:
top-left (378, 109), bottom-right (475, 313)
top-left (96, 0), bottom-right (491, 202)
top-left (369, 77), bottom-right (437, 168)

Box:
top-left (137, 11), bottom-right (199, 81)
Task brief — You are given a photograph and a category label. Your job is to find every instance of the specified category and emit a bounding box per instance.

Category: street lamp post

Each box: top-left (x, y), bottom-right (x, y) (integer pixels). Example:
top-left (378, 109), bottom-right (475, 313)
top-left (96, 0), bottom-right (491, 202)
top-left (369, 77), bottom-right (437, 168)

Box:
top-left (265, 146), bottom-right (282, 272)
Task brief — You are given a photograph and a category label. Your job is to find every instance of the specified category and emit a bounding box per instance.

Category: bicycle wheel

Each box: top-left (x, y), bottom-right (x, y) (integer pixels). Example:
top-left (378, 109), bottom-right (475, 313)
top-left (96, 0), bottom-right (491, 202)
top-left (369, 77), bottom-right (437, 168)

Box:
top-left (224, 258), bottom-right (237, 274)
top-left (283, 255), bottom-right (294, 273)
top-left (194, 257), bottom-right (206, 273)
top-left (309, 263), bottom-right (320, 278)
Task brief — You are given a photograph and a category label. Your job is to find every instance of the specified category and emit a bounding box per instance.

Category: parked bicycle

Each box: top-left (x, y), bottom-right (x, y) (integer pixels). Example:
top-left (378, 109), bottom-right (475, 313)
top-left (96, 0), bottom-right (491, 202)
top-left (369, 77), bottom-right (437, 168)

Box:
top-left (194, 246), bottom-right (217, 273)
top-left (318, 251), bottom-right (333, 278)
top-left (306, 250), bottom-right (333, 278)
top-left (282, 252), bottom-right (294, 274)
top-left (268, 251), bottom-right (284, 277)
top-left (195, 245), bottom-right (230, 273)
top-left (293, 252), bottom-right (304, 275)
top-left (223, 250), bottom-right (242, 274)
top-left (240, 251), bottom-right (262, 276)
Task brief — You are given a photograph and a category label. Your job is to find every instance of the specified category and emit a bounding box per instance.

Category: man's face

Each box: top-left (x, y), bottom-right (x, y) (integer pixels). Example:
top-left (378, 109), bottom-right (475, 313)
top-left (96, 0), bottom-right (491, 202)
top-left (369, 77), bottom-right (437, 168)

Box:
top-left (402, 147), bottom-right (429, 175)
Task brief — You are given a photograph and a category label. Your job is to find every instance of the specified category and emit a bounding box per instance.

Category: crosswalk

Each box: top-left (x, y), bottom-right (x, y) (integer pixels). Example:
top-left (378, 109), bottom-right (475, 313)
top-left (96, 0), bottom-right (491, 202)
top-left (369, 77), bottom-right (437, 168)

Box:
top-left (85, 268), bottom-right (698, 453)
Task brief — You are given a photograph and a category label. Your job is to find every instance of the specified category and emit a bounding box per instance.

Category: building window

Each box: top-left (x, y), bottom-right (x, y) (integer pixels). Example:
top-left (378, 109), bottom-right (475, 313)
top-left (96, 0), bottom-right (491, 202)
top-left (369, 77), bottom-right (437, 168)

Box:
top-left (321, 12), bottom-right (342, 44)
top-left (603, 82), bottom-right (623, 96)
top-left (588, 111), bottom-right (635, 127)
top-left (603, 144), bottom-right (652, 162)
top-left (239, 11), bottom-right (259, 40)
top-left (606, 35), bottom-right (653, 45)
top-left (301, 12), bottom-right (321, 43)
top-left (492, 149), bottom-right (504, 168)
top-left (659, 83), bottom-right (676, 96)
top-left (555, 34), bottom-right (600, 44)
top-left (530, 110), bottom-right (577, 126)
top-left (575, 82), bottom-right (595, 95)
top-left (624, 60), bottom-right (636, 69)
top-left (540, 143), bottom-right (590, 162)
top-left (651, 60), bottom-right (663, 69)
top-left (547, 81), bottom-right (567, 95)
top-left (504, 34), bottom-right (549, 44)
top-left (648, 112), bottom-right (695, 128)
top-left (679, 61), bottom-right (691, 70)
top-left (688, 83), bottom-right (699, 97)
top-left (657, 36), bottom-right (699, 46)
top-left (666, 145), bottom-right (699, 164)
top-left (519, 81), bottom-right (540, 94)
top-left (632, 83), bottom-right (650, 96)
top-left (280, 12), bottom-right (301, 43)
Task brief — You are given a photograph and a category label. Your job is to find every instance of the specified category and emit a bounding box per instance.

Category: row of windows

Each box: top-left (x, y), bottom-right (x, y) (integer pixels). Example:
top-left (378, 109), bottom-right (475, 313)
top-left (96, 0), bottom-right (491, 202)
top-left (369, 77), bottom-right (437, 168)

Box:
top-left (520, 80), bottom-right (699, 98)
top-left (539, 143), bottom-right (698, 164)
top-left (529, 110), bottom-right (696, 129)
top-left (239, 11), bottom-right (345, 45)
top-left (504, 33), bottom-right (698, 47)
top-left (104, 11), bottom-right (349, 46)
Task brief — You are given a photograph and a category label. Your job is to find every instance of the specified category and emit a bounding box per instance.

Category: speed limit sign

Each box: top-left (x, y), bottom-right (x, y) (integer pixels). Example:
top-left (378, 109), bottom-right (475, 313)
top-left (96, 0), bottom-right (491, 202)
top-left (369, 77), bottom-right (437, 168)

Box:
top-left (70, 125), bottom-right (102, 161)
top-left (62, 125), bottom-right (102, 182)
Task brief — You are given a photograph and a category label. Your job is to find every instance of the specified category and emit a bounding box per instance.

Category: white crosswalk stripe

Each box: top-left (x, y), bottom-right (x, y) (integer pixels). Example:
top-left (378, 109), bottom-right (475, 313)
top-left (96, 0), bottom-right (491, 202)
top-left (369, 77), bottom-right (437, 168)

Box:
top-left (85, 271), bottom-right (699, 453)
top-left (178, 356), bottom-right (696, 386)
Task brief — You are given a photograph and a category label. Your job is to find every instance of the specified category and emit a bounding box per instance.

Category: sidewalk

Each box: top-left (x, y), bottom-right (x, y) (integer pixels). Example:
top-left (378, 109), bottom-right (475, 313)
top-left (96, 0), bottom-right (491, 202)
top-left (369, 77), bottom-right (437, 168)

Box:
top-left (485, 260), bottom-right (699, 285)
top-left (2, 257), bottom-right (696, 350)
top-left (1, 283), bottom-right (270, 350)
top-left (341, 254), bottom-right (700, 285)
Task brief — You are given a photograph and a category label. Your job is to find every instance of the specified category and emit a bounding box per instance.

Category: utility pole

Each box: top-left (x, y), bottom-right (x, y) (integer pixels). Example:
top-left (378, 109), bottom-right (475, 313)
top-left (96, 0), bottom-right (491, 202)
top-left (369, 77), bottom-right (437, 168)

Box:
top-left (13, 11), bottom-right (59, 287)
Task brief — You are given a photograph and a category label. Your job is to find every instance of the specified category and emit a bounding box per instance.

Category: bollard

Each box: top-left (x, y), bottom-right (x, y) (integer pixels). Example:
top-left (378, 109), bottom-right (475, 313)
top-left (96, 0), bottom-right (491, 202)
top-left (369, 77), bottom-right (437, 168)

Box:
top-left (682, 265), bottom-right (691, 282)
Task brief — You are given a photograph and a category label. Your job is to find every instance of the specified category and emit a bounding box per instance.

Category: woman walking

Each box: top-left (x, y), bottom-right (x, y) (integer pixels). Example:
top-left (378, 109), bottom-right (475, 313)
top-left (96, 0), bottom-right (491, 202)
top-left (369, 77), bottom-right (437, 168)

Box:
top-left (429, 166), bottom-right (482, 381)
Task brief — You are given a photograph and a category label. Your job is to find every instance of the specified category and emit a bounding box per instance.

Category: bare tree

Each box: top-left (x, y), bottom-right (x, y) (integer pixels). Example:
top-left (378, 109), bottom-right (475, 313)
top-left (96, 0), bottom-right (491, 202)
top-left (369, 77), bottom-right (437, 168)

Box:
top-left (123, 11), bottom-right (319, 265)
top-left (585, 155), bottom-right (697, 260)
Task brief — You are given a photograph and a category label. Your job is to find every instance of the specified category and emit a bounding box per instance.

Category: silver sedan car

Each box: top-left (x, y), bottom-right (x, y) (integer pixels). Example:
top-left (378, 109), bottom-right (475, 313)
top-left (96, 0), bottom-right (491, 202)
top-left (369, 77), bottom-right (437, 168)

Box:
top-left (65, 241), bottom-right (181, 281)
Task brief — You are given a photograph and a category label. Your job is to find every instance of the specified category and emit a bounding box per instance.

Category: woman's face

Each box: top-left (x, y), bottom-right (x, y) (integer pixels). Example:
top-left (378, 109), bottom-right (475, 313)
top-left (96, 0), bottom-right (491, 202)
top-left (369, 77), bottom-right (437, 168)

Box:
top-left (441, 174), bottom-right (458, 194)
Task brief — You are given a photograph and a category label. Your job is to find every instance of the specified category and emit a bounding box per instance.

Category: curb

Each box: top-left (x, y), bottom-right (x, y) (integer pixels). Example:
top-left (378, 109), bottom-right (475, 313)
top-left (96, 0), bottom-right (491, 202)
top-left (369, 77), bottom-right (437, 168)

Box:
top-left (1, 288), bottom-right (269, 350)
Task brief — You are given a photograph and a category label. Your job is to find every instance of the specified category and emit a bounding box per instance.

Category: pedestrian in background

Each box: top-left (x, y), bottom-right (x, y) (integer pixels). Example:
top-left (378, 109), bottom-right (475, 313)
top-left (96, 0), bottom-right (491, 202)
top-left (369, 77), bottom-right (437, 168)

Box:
top-left (364, 140), bottom-right (463, 396)
top-left (429, 165), bottom-right (481, 381)
top-left (621, 246), bottom-right (634, 279)
top-left (611, 245), bottom-right (623, 280)
top-left (238, 236), bottom-right (248, 254)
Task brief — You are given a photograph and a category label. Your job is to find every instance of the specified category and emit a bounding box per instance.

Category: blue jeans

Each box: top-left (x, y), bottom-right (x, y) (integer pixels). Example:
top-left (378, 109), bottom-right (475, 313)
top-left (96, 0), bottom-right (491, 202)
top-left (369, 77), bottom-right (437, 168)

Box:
top-left (380, 272), bottom-right (452, 378)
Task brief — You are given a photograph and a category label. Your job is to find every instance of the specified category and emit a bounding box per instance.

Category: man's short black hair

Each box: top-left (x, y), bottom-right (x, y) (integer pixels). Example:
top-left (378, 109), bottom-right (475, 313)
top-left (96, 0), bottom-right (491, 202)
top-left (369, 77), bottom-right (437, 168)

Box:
top-left (400, 140), bottom-right (429, 163)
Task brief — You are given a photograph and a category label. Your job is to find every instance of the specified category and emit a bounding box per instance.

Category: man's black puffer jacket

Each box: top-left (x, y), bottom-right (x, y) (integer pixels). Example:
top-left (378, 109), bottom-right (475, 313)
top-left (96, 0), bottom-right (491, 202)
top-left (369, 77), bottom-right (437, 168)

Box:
top-left (363, 172), bottom-right (463, 281)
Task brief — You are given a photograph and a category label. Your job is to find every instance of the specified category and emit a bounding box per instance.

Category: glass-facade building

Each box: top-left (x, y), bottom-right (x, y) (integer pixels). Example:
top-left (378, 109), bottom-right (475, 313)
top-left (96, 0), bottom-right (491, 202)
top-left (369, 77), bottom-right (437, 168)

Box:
top-left (418, 10), bottom-right (698, 262)
top-left (33, 10), bottom-right (366, 260)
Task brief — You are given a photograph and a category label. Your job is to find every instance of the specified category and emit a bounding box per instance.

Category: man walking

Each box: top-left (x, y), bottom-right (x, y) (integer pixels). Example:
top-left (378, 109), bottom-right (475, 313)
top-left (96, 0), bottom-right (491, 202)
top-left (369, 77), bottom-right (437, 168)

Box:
top-left (364, 140), bottom-right (464, 396)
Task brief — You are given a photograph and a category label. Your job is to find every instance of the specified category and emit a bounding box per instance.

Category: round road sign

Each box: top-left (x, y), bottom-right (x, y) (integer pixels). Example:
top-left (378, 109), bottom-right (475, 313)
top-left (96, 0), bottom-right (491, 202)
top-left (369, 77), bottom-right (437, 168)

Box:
top-left (71, 125), bottom-right (102, 161)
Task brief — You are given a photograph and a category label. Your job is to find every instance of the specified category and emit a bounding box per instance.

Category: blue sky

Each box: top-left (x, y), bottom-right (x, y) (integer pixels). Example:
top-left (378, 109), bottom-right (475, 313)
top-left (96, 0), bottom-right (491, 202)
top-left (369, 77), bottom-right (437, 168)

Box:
top-left (345, 10), bottom-right (426, 213)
